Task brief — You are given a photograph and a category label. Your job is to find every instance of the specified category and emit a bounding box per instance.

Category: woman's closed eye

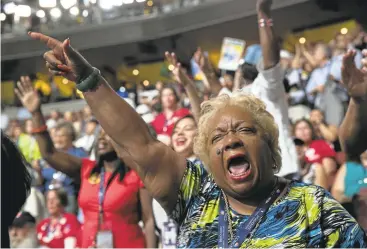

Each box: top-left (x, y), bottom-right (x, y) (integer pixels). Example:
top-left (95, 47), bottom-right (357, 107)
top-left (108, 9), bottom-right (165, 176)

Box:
top-left (212, 134), bottom-right (223, 144)
top-left (238, 127), bottom-right (256, 134)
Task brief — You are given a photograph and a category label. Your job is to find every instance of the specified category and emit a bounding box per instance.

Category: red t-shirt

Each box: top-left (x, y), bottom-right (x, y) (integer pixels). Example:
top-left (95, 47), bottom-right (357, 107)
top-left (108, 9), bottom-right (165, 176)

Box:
top-left (36, 213), bottom-right (80, 248)
top-left (305, 140), bottom-right (336, 164)
top-left (78, 159), bottom-right (145, 248)
top-left (151, 108), bottom-right (190, 136)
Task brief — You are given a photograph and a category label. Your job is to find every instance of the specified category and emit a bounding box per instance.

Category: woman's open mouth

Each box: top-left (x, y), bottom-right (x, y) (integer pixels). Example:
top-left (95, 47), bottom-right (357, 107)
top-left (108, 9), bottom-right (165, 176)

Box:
top-left (227, 154), bottom-right (251, 181)
top-left (175, 137), bottom-right (187, 146)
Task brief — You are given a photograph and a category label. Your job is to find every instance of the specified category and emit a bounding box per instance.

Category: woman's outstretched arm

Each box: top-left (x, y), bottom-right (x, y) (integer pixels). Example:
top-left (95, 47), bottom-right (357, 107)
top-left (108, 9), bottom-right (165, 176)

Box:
top-left (15, 76), bottom-right (82, 180)
top-left (28, 32), bottom-right (187, 213)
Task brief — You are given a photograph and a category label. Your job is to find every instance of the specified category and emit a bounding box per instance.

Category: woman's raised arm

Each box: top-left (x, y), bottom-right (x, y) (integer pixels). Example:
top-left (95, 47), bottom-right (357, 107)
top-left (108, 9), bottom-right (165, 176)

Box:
top-left (15, 76), bottom-right (82, 180)
top-left (28, 32), bottom-right (187, 213)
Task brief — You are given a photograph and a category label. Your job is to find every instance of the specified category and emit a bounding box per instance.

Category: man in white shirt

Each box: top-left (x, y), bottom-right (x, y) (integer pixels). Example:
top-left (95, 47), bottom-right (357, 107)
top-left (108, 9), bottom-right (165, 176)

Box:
top-left (74, 118), bottom-right (98, 153)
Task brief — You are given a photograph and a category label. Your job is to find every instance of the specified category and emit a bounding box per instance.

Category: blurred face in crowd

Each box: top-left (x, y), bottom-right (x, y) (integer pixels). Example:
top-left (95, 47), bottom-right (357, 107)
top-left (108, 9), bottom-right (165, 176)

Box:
top-left (9, 225), bottom-right (31, 247)
top-left (50, 110), bottom-right (60, 120)
top-left (96, 129), bottom-right (114, 156)
top-left (172, 117), bottom-right (197, 157)
top-left (156, 81), bottom-right (163, 91)
top-left (24, 120), bottom-right (33, 135)
top-left (63, 111), bottom-right (73, 122)
top-left (83, 106), bottom-right (92, 119)
top-left (54, 127), bottom-right (73, 150)
top-left (13, 124), bottom-right (23, 139)
top-left (161, 88), bottom-right (177, 110)
top-left (222, 74), bottom-right (234, 90)
top-left (85, 121), bottom-right (97, 135)
top-left (313, 44), bottom-right (328, 65)
top-left (335, 34), bottom-right (349, 51)
top-left (295, 143), bottom-right (307, 164)
top-left (294, 120), bottom-right (314, 145)
top-left (309, 109), bottom-right (324, 125)
top-left (46, 190), bottom-right (64, 216)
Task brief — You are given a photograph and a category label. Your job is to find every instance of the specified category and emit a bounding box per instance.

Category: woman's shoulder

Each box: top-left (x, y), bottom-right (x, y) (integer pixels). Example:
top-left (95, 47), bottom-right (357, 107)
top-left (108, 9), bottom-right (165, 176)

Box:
top-left (286, 181), bottom-right (330, 200)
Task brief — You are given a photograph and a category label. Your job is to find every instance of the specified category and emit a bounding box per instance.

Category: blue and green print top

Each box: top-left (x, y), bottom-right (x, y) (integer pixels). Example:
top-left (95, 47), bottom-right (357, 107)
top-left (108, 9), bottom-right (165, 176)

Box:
top-left (171, 161), bottom-right (367, 248)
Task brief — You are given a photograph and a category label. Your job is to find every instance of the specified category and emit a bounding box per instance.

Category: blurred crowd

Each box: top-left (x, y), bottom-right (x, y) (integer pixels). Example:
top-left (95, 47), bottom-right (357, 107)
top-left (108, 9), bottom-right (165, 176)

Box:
top-left (2, 11), bottom-right (367, 249)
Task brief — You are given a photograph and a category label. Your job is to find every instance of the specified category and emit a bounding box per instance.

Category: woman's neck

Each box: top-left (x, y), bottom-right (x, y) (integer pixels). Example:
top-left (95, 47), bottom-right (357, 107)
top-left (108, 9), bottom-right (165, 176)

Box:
top-left (164, 105), bottom-right (178, 117)
top-left (50, 212), bottom-right (63, 222)
top-left (103, 160), bottom-right (119, 172)
top-left (226, 177), bottom-right (278, 215)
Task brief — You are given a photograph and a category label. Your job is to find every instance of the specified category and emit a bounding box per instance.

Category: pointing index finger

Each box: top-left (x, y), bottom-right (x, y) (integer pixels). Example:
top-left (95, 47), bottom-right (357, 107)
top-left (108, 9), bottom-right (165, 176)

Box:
top-left (28, 31), bottom-right (64, 57)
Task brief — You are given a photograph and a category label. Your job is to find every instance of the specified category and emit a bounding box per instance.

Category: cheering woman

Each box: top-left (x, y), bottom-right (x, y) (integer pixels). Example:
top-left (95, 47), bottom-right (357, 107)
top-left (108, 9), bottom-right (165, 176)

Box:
top-left (15, 77), bottom-right (157, 248)
top-left (29, 0), bottom-right (366, 247)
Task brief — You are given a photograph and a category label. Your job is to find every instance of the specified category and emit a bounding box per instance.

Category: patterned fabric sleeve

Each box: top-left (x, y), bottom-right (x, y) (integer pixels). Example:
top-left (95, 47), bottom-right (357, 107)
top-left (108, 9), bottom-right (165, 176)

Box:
top-left (170, 160), bottom-right (207, 224)
top-left (319, 190), bottom-right (367, 248)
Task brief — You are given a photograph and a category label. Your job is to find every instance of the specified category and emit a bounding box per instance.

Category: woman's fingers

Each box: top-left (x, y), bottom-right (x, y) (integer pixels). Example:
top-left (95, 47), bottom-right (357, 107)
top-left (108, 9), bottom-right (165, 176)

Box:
top-left (44, 51), bottom-right (63, 68)
top-left (17, 80), bottom-right (26, 94)
top-left (14, 88), bottom-right (23, 99)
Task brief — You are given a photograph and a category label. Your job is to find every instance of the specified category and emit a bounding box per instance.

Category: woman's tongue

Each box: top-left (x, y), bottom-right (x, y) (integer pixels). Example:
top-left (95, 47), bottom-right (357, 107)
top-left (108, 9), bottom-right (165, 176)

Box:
top-left (229, 161), bottom-right (249, 176)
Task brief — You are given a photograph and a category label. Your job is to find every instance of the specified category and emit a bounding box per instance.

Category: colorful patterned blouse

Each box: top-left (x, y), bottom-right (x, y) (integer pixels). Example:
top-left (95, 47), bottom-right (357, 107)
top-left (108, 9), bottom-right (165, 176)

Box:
top-left (171, 161), bottom-right (367, 248)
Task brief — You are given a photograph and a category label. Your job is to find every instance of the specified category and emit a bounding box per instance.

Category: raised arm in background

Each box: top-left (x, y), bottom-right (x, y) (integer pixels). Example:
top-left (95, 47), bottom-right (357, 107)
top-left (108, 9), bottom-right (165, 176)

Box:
top-left (257, 0), bottom-right (279, 69)
top-left (165, 52), bottom-right (201, 122)
top-left (194, 48), bottom-right (222, 96)
top-left (15, 76), bottom-right (82, 180)
top-left (28, 32), bottom-right (187, 214)
top-left (339, 49), bottom-right (367, 161)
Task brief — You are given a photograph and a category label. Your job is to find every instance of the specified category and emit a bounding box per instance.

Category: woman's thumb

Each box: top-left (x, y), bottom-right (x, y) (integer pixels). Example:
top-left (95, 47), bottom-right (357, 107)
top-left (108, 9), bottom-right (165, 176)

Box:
top-left (62, 38), bottom-right (77, 62)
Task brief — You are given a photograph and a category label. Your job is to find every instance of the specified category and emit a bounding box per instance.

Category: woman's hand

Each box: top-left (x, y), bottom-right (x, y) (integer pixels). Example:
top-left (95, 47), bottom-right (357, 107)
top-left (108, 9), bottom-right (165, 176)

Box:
top-left (193, 47), bottom-right (212, 74)
top-left (165, 52), bottom-right (191, 86)
top-left (15, 76), bottom-right (41, 113)
top-left (28, 32), bottom-right (93, 83)
top-left (256, 0), bottom-right (272, 16)
top-left (341, 49), bottom-right (367, 100)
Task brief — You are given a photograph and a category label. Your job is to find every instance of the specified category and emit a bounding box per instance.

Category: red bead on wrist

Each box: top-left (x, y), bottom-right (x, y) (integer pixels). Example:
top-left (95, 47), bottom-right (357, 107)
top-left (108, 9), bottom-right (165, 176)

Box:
top-left (31, 125), bottom-right (48, 134)
top-left (258, 18), bottom-right (273, 27)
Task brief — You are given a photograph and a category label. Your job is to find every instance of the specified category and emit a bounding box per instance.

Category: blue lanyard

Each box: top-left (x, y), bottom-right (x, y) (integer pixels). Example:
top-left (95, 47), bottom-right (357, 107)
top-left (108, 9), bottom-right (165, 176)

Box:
top-left (98, 168), bottom-right (106, 215)
top-left (218, 180), bottom-right (286, 248)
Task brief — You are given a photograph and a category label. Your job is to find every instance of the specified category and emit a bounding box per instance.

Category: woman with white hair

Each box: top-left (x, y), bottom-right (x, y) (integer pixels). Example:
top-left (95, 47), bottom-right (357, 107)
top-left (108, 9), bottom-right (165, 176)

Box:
top-left (29, 18), bottom-right (366, 249)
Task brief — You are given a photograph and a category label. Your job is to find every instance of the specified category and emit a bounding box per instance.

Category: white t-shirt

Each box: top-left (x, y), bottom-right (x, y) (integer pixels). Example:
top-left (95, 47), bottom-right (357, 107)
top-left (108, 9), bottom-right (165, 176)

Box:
top-left (235, 62), bottom-right (299, 176)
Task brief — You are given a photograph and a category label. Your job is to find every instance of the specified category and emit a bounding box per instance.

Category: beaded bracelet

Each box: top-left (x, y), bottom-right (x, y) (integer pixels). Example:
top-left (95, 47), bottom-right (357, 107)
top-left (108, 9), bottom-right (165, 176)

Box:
top-left (76, 67), bottom-right (101, 92)
top-left (31, 125), bottom-right (48, 134)
top-left (258, 18), bottom-right (273, 27)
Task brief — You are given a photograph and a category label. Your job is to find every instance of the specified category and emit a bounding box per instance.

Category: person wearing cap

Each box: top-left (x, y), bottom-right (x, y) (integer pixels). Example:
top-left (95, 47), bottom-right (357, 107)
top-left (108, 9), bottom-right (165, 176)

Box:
top-left (293, 137), bottom-right (328, 189)
top-left (9, 212), bottom-right (38, 248)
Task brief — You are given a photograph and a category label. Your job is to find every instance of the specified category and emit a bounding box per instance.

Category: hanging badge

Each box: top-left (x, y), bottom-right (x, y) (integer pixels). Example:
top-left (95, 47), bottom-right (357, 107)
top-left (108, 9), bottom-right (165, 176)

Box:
top-left (162, 218), bottom-right (178, 248)
top-left (96, 230), bottom-right (113, 248)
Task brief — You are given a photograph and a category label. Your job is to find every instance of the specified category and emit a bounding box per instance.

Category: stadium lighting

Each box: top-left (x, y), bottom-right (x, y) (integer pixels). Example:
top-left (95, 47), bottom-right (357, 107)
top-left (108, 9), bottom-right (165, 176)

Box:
top-left (99, 0), bottom-right (113, 10)
top-left (15, 5), bottom-right (31, 17)
top-left (90, 0), bottom-right (97, 4)
top-left (0, 13), bottom-right (6, 21)
top-left (147, 0), bottom-right (153, 7)
top-left (340, 28), bottom-right (348, 35)
top-left (122, 0), bottom-right (134, 4)
top-left (136, 0), bottom-right (146, 2)
top-left (50, 7), bottom-right (62, 19)
top-left (4, 2), bottom-right (17, 14)
top-left (39, 0), bottom-right (56, 8)
top-left (168, 64), bottom-right (175, 71)
top-left (82, 10), bottom-right (89, 17)
top-left (61, 0), bottom-right (77, 9)
top-left (143, 80), bottom-right (150, 86)
top-left (36, 9), bottom-right (46, 18)
top-left (133, 69), bottom-right (139, 76)
top-left (70, 6), bottom-right (79, 15)
top-left (299, 37), bottom-right (306, 44)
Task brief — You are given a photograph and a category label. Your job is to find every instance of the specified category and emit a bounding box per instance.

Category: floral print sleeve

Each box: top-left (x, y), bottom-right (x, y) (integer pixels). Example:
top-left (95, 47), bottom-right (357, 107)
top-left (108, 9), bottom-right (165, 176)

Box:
top-left (170, 160), bottom-right (207, 224)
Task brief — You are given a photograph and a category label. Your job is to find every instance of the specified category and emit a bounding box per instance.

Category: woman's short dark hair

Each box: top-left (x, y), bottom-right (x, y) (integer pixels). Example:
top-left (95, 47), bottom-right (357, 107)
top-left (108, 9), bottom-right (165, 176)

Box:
top-left (293, 118), bottom-right (317, 140)
top-left (160, 85), bottom-right (180, 104)
top-left (1, 132), bottom-right (32, 232)
top-left (241, 63), bottom-right (259, 82)
top-left (48, 188), bottom-right (69, 207)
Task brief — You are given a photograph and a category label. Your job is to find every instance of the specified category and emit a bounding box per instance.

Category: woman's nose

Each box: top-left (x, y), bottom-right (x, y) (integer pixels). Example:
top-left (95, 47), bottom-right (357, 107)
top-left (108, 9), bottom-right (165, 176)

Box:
top-left (224, 135), bottom-right (244, 151)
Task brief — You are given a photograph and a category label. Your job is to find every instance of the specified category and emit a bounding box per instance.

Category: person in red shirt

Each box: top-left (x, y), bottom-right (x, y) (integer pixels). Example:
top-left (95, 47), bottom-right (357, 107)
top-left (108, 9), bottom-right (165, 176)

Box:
top-left (16, 77), bottom-right (157, 248)
top-left (151, 85), bottom-right (190, 145)
top-left (294, 119), bottom-right (337, 189)
top-left (37, 188), bottom-right (80, 248)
